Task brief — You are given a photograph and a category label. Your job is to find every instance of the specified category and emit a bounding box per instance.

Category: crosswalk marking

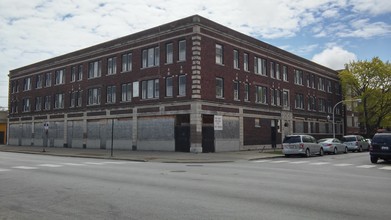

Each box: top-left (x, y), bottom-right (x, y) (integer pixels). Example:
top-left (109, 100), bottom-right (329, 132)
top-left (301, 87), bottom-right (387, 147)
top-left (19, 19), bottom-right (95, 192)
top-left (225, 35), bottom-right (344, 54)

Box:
top-left (270, 160), bottom-right (289, 163)
top-left (334, 163), bottom-right (353, 167)
top-left (253, 160), bottom-right (269, 163)
top-left (61, 163), bottom-right (86, 166)
top-left (12, 166), bottom-right (38, 170)
top-left (38, 164), bottom-right (63, 168)
top-left (310, 162), bottom-right (330, 165)
top-left (378, 166), bottom-right (391, 170)
top-left (290, 161), bottom-right (310, 164)
top-left (83, 162), bottom-right (106, 165)
top-left (0, 168), bottom-right (11, 172)
top-left (356, 165), bottom-right (377, 169)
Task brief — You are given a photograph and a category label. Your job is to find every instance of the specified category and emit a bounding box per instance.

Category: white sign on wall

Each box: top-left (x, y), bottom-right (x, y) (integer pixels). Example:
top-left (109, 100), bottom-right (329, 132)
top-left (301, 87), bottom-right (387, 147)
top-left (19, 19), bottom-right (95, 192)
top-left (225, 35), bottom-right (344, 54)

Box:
top-left (214, 115), bottom-right (223, 130)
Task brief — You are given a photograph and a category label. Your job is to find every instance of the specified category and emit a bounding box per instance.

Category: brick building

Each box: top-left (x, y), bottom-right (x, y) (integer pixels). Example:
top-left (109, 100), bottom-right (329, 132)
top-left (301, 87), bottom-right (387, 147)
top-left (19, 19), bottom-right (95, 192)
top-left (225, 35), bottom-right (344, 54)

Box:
top-left (8, 15), bottom-right (343, 152)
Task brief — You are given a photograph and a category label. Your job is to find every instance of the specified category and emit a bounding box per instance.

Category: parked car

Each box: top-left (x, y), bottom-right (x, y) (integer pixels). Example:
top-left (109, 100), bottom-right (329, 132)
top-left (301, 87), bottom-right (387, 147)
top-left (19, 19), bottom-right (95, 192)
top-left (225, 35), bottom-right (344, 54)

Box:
top-left (283, 135), bottom-right (324, 157)
top-left (341, 135), bottom-right (370, 152)
top-left (317, 138), bottom-right (348, 154)
top-left (369, 132), bottom-right (391, 163)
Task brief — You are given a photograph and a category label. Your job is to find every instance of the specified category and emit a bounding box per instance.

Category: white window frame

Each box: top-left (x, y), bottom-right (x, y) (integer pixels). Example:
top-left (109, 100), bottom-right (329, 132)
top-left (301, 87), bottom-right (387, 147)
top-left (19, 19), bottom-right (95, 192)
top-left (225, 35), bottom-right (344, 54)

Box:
top-left (107, 57), bottom-right (117, 75)
top-left (107, 85), bottom-right (116, 103)
top-left (121, 53), bottom-right (132, 72)
top-left (256, 85), bottom-right (268, 104)
top-left (215, 44), bottom-right (223, 65)
top-left (88, 60), bottom-right (101, 78)
top-left (88, 88), bottom-right (101, 105)
top-left (178, 40), bottom-right (186, 61)
top-left (233, 50), bottom-right (239, 69)
top-left (55, 69), bottom-right (65, 85)
top-left (54, 93), bottom-right (64, 109)
top-left (216, 77), bottom-right (224, 98)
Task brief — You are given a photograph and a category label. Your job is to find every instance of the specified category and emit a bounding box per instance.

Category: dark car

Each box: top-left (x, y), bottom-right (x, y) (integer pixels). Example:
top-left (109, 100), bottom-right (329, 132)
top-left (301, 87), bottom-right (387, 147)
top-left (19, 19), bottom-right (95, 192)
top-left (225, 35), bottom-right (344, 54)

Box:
top-left (369, 132), bottom-right (391, 163)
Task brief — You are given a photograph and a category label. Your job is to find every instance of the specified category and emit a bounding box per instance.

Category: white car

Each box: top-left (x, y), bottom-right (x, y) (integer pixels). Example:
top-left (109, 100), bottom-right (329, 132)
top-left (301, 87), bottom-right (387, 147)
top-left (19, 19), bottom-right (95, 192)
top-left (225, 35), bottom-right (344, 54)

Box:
top-left (317, 138), bottom-right (348, 154)
top-left (283, 135), bottom-right (324, 157)
top-left (342, 135), bottom-right (370, 152)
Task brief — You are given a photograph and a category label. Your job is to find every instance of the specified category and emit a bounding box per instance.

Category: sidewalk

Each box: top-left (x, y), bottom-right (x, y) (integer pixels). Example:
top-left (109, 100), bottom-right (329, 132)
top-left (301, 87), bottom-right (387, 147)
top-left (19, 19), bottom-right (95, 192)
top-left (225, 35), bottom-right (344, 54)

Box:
top-left (0, 145), bottom-right (282, 163)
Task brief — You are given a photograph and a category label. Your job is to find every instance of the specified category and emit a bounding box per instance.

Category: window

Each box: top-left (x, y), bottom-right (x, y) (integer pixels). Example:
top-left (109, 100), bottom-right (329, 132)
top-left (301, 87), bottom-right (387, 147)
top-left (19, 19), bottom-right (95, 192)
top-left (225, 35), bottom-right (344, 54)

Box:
top-left (276, 64), bottom-right (280, 80)
top-left (255, 118), bottom-right (261, 128)
top-left (178, 40), bottom-right (186, 61)
top-left (71, 66), bottom-right (77, 82)
top-left (270, 61), bottom-right (275, 78)
top-left (54, 93), bottom-right (64, 109)
top-left (107, 57), bottom-right (117, 75)
top-left (318, 98), bottom-right (326, 112)
top-left (254, 57), bottom-right (267, 75)
top-left (215, 44), bottom-right (223, 64)
top-left (133, 81), bottom-right (139, 97)
top-left (311, 74), bottom-right (315, 88)
top-left (122, 53), bottom-right (132, 72)
top-left (166, 43), bottom-right (173, 64)
top-left (233, 81), bottom-right (239, 100)
top-left (243, 53), bottom-right (249, 71)
top-left (36, 75), bottom-right (43, 89)
top-left (327, 100), bottom-right (332, 114)
top-left (283, 66), bottom-right (288, 81)
top-left (308, 96), bottom-right (316, 111)
top-left (11, 80), bottom-right (19, 93)
top-left (35, 97), bottom-right (42, 111)
top-left (271, 88), bottom-right (281, 106)
top-left (283, 90), bottom-right (289, 107)
top-left (141, 79), bottom-right (159, 99)
top-left (294, 69), bottom-right (303, 85)
top-left (70, 91), bottom-right (82, 108)
top-left (244, 83), bottom-right (249, 101)
top-left (178, 75), bottom-right (186, 96)
top-left (23, 77), bottom-right (31, 91)
top-left (142, 47), bottom-right (159, 68)
top-left (165, 77), bottom-right (173, 97)
top-left (88, 60), bottom-right (102, 78)
top-left (45, 72), bottom-right (52, 87)
top-left (88, 88), bottom-right (101, 105)
top-left (23, 98), bottom-right (31, 112)
top-left (44, 95), bottom-right (51, 110)
top-left (78, 65), bottom-right (83, 80)
top-left (256, 86), bottom-right (268, 104)
top-left (318, 77), bottom-right (325, 91)
top-left (55, 69), bottom-right (65, 85)
top-left (327, 80), bottom-right (332, 93)
top-left (121, 83), bottom-right (131, 102)
top-left (233, 50), bottom-right (239, 69)
top-left (306, 74), bottom-right (311, 87)
top-left (106, 85), bottom-right (116, 103)
top-left (216, 77), bottom-right (224, 98)
top-left (295, 93), bottom-right (304, 109)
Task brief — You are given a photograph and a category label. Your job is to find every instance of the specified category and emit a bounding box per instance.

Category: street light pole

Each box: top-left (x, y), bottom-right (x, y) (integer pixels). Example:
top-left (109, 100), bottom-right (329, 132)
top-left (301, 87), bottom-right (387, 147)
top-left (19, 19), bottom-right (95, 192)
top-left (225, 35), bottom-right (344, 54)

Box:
top-left (332, 98), bottom-right (361, 138)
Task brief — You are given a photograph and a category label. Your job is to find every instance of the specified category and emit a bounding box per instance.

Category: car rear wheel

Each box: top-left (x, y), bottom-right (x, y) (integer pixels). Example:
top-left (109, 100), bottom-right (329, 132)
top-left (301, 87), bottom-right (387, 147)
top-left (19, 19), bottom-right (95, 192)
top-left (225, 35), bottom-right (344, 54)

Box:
top-left (319, 148), bottom-right (324, 156)
top-left (333, 147), bottom-right (338, 155)
top-left (305, 148), bottom-right (310, 157)
top-left (370, 156), bottom-right (378, 164)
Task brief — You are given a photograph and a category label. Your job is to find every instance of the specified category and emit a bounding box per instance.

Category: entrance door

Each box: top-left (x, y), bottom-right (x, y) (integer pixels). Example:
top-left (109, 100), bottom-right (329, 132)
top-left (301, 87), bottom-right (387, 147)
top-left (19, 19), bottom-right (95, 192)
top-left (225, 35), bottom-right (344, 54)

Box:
top-left (175, 126), bottom-right (190, 152)
top-left (0, 131), bottom-right (4, 144)
top-left (202, 115), bottom-right (215, 153)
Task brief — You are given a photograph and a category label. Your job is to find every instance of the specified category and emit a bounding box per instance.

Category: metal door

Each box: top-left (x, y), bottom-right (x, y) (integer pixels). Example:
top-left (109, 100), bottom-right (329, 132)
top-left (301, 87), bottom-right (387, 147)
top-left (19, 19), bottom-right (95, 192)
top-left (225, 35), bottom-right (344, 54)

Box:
top-left (175, 126), bottom-right (190, 152)
top-left (202, 126), bottom-right (215, 153)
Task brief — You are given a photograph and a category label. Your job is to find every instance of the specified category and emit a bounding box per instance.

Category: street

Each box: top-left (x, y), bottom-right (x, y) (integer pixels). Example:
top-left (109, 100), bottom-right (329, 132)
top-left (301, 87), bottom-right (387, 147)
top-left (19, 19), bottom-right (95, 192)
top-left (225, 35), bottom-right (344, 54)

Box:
top-left (1, 151), bottom-right (390, 220)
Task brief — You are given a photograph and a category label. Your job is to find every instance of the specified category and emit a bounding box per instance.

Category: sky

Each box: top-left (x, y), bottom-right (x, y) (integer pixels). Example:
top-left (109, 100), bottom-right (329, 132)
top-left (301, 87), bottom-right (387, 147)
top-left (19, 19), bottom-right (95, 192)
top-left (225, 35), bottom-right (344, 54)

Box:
top-left (0, 0), bottom-right (390, 109)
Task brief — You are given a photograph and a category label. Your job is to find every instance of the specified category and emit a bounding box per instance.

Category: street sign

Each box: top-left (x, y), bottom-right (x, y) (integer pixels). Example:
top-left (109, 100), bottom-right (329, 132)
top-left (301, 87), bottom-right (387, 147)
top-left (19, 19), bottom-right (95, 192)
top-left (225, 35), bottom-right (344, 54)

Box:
top-left (214, 115), bottom-right (223, 130)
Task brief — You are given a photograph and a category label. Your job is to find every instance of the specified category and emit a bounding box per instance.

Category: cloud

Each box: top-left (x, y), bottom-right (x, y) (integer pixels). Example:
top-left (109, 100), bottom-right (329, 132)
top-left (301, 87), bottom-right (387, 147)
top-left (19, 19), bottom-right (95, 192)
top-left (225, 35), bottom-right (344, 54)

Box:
top-left (312, 46), bottom-right (357, 70)
top-left (337, 19), bottom-right (391, 39)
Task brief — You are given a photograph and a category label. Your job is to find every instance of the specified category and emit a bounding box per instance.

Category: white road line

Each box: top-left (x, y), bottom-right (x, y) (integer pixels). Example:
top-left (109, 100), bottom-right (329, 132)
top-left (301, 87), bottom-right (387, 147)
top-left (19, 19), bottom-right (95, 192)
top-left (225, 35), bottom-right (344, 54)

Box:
top-left (270, 160), bottom-right (289, 163)
top-left (38, 164), bottom-right (63, 168)
top-left (83, 162), bottom-right (106, 165)
top-left (61, 163), bottom-right (86, 166)
top-left (12, 166), bottom-right (38, 170)
top-left (253, 160), bottom-right (269, 163)
top-left (290, 161), bottom-right (310, 164)
top-left (310, 162), bottom-right (330, 165)
top-left (356, 165), bottom-right (377, 169)
top-left (102, 161), bottom-right (138, 164)
top-left (333, 163), bottom-right (353, 167)
top-left (0, 168), bottom-right (11, 172)
top-left (378, 166), bottom-right (391, 171)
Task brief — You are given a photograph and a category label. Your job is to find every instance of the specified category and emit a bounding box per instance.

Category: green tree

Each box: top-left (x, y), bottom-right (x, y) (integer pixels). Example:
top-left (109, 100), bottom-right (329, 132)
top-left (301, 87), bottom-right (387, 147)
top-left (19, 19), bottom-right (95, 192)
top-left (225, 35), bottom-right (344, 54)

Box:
top-left (339, 57), bottom-right (391, 136)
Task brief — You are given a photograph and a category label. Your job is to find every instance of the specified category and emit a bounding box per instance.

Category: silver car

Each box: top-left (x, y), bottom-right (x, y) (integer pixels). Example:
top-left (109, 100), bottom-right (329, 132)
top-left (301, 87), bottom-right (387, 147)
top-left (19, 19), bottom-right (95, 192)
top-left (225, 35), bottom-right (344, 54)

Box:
top-left (317, 138), bottom-right (348, 154)
top-left (283, 135), bottom-right (324, 157)
top-left (342, 135), bottom-right (370, 152)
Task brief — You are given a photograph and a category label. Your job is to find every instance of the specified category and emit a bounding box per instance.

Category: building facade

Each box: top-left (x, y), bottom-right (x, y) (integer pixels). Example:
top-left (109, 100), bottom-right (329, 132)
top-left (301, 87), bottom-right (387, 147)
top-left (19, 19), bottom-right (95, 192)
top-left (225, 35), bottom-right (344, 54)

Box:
top-left (8, 15), bottom-right (343, 152)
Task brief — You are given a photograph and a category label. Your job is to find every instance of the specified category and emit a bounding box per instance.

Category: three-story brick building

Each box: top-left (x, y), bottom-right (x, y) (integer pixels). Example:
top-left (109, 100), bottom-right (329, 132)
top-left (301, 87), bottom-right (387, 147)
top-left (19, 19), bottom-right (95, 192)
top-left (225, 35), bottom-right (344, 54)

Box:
top-left (8, 15), bottom-right (343, 152)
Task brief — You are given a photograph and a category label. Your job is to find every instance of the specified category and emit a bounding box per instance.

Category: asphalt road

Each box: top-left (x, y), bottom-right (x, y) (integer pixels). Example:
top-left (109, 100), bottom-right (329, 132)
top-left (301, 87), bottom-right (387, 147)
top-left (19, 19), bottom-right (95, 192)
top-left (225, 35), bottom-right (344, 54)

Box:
top-left (1, 151), bottom-right (390, 220)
